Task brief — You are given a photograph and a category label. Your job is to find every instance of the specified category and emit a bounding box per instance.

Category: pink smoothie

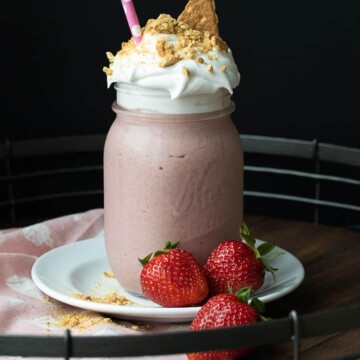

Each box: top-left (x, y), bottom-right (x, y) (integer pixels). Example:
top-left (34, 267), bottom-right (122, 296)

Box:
top-left (104, 102), bottom-right (243, 295)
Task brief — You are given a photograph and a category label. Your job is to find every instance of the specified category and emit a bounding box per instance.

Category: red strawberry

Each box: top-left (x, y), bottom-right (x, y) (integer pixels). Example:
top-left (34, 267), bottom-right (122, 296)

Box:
top-left (204, 223), bottom-right (282, 295)
top-left (139, 241), bottom-right (209, 307)
top-left (187, 287), bottom-right (266, 360)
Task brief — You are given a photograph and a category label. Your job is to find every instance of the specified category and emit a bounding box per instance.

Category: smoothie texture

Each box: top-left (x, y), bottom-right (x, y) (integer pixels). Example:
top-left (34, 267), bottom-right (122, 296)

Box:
top-left (103, 0), bottom-right (243, 295)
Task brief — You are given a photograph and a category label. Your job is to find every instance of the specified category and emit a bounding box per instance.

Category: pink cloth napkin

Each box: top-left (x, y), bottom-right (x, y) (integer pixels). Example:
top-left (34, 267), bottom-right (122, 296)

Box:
top-left (0, 209), bottom-right (187, 359)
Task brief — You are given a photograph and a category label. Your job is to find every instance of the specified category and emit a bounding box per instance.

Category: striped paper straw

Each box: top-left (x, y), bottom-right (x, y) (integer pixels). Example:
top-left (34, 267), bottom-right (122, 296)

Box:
top-left (121, 0), bottom-right (143, 45)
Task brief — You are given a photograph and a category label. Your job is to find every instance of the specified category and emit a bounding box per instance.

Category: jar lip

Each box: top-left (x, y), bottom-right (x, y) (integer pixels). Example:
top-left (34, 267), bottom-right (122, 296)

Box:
top-left (111, 101), bottom-right (235, 121)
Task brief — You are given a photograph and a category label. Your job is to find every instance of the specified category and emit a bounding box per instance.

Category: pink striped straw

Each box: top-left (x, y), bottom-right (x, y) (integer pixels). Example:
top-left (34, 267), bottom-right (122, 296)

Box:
top-left (121, 0), bottom-right (143, 45)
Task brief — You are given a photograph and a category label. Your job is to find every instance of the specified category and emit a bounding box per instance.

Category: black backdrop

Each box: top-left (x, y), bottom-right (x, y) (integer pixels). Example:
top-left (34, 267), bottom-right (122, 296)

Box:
top-left (3, 0), bottom-right (360, 146)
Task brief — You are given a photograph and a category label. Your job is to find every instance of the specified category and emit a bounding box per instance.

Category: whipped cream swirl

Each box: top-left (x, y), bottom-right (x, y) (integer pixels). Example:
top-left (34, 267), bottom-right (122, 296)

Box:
top-left (105, 16), bottom-right (240, 99)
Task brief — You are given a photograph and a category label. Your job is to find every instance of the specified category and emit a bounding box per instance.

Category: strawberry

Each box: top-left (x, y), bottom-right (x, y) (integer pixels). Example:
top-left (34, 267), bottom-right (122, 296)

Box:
top-left (187, 287), bottom-right (266, 360)
top-left (204, 223), bottom-right (283, 295)
top-left (139, 241), bottom-right (209, 307)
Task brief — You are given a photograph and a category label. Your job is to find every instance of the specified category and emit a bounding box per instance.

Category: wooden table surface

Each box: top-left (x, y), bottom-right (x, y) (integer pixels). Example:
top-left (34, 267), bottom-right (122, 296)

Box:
top-left (242, 215), bottom-right (360, 360)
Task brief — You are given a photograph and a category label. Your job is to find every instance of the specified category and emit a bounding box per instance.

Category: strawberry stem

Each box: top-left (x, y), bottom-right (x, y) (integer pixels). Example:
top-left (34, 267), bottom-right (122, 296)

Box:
top-left (240, 222), bottom-right (284, 283)
top-left (235, 286), bottom-right (252, 304)
top-left (235, 287), bottom-right (268, 320)
top-left (138, 241), bottom-right (179, 266)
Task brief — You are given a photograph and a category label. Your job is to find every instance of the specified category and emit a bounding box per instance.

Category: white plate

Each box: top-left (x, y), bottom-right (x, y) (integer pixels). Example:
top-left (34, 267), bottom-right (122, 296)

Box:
top-left (31, 232), bottom-right (304, 323)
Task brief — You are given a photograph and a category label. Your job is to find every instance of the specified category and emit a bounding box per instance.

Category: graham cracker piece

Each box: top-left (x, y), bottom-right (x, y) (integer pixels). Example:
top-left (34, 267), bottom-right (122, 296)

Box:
top-left (178, 0), bottom-right (219, 37)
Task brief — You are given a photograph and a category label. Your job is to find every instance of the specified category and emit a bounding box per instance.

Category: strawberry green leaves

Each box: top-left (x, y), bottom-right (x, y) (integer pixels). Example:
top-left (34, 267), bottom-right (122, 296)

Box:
top-left (138, 253), bottom-right (153, 266)
top-left (240, 223), bottom-right (284, 283)
top-left (138, 241), bottom-right (179, 266)
top-left (235, 286), bottom-right (268, 321)
top-left (154, 240), bottom-right (179, 257)
top-left (235, 286), bottom-right (252, 304)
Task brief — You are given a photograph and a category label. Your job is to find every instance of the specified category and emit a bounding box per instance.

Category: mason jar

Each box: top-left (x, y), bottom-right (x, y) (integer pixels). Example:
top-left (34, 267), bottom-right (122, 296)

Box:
top-left (104, 84), bottom-right (243, 295)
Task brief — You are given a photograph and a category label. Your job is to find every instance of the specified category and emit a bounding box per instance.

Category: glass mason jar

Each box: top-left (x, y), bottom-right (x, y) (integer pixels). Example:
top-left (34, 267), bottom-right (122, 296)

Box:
top-left (104, 84), bottom-right (243, 295)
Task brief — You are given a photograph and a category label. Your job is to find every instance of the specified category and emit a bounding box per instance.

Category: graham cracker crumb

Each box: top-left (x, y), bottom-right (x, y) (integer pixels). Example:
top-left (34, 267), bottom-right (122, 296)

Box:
top-left (159, 54), bottom-right (180, 67)
top-left (103, 271), bottom-right (115, 278)
top-left (145, 14), bottom-right (178, 34)
top-left (156, 38), bottom-right (175, 58)
top-left (184, 47), bottom-right (196, 60)
top-left (106, 52), bottom-right (115, 63)
top-left (203, 37), bottom-right (212, 52)
top-left (221, 65), bottom-right (227, 73)
top-left (73, 291), bottom-right (134, 305)
top-left (197, 57), bottom-right (205, 64)
top-left (117, 39), bottom-right (137, 58)
top-left (211, 36), bottom-right (228, 51)
top-left (156, 38), bottom-right (167, 57)
top-left (130, 323), bottom-right (153, 331)
top-left (55, 311), bottom-right (113, 331)
top-left (182, 66), bottom-right (191, 77)
top-left (103, 67), bottom-right (113, 76)
top-left (207, 65), bottom-right (214, 73)
top-left (184, 30), bottom-right (203, 47)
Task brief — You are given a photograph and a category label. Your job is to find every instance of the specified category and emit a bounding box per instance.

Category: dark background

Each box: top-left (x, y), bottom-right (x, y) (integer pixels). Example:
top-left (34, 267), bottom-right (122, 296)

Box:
top-left (1, 1), bottom-right (359, 228)
top-left (3, 0), bottom-right (360, 146)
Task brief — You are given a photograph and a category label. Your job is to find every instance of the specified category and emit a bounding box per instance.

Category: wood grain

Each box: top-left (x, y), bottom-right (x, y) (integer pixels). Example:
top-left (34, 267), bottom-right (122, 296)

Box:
top-left (244, 215), bottom-right (360, 360)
